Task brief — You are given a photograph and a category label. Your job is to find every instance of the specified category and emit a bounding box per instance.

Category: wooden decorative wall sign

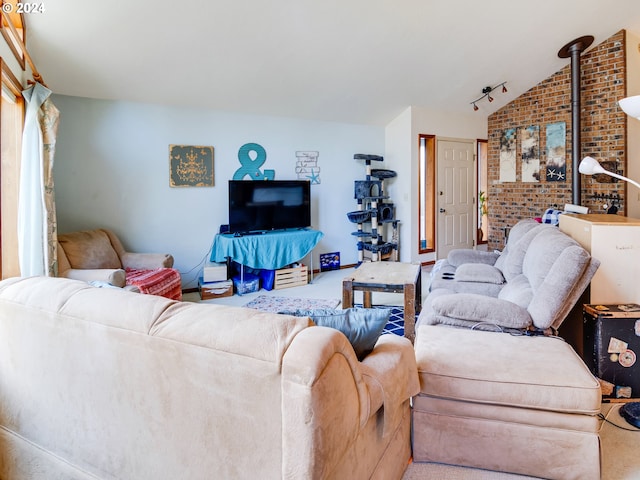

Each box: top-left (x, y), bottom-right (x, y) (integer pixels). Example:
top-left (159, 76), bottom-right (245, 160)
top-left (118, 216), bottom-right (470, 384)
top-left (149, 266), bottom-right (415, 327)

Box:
top-left (296, 151), bottom-right (321, 184)
top-left (594, 161), bottom-right (621, 183)
top-left (232, 143), bottom-right (275, 180)
top-left (169, 145), bottom-right (214, 187)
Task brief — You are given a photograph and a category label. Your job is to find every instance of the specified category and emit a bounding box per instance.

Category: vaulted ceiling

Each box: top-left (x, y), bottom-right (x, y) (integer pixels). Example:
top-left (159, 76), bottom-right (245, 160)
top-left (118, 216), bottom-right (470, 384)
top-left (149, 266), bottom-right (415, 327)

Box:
top-left (24, 0), bottom-right (640, 126)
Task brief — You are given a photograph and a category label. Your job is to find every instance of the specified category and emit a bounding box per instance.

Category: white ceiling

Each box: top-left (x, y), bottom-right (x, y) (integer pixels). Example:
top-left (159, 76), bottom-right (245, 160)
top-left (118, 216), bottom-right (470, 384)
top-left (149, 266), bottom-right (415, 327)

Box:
top-left (24, 0), bottom-right (640, 126)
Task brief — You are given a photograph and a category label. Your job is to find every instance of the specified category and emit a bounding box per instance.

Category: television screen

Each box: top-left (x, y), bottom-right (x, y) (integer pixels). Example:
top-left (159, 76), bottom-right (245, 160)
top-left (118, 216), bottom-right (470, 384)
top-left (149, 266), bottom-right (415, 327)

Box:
top-left (228, 180), bottom-right (311, 234)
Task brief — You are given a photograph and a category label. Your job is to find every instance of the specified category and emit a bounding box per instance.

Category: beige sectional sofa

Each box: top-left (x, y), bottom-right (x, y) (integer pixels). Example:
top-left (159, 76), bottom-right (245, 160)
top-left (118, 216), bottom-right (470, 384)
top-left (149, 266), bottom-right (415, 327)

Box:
top-left (0, 276), bottom-right (419, 480)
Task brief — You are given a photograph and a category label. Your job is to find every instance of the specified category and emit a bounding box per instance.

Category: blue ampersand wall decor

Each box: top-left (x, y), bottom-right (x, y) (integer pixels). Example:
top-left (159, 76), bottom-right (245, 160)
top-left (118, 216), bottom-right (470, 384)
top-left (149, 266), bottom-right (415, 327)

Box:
top-left (233, 143), bottom-right (276, 180)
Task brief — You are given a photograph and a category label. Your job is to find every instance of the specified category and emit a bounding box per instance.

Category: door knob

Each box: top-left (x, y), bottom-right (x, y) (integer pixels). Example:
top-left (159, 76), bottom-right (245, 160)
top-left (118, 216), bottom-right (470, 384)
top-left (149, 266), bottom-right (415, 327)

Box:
top-left (439, 208), bottom-right (445, 213)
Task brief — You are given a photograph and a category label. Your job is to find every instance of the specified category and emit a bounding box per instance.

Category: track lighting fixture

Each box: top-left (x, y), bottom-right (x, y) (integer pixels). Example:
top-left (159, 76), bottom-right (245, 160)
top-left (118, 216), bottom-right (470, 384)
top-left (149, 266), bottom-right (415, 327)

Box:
top-left (470, 82), bottom-right (508, 110)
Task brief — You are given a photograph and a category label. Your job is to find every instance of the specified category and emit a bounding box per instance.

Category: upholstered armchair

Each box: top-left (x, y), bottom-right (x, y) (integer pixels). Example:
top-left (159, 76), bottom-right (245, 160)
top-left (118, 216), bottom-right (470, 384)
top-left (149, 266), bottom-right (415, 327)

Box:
top-left (57, 228), bottom-right (182, 300)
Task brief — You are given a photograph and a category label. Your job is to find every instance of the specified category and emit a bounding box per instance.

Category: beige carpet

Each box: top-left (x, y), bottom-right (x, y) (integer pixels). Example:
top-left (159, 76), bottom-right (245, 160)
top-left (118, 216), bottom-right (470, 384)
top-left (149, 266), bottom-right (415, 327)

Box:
top-left (402, 403), bottom-right (640, 480)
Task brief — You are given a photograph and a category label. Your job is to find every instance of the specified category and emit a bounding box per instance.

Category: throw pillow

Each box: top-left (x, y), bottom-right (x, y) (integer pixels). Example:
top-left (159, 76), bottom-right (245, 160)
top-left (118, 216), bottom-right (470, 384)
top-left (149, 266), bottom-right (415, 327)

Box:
top-left (280, 308), bottom-right (390, 360)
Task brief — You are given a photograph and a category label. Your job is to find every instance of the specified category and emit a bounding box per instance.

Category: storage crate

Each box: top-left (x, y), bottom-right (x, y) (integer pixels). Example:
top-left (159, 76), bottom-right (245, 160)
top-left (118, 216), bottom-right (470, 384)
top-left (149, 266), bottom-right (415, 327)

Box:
top-left (274, 265), bottom-right (308, 289)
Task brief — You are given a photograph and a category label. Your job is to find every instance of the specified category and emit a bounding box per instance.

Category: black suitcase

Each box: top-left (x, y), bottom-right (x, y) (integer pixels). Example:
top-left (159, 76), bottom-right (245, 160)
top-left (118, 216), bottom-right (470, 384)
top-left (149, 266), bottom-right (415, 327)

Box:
top-left (583, 303), bottom-right (640, 399)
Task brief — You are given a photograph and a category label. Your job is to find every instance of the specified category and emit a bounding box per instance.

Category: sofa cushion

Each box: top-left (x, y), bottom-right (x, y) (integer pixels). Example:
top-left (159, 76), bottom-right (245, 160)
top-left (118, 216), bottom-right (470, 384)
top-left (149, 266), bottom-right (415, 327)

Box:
top-left (500, 218), bottom-right (541, 246)
top-left (492, 219), bottom-right (541, 272)
top-left (526, 245), bottom-right (591, 330)
top-left (454, 264), bottom-right (505, 284)
top-left (494, 224), bottom-right (549, 281)
top-left (522, 228), bottom-right (580, 290)
top-left (428, 293), bottom-right (532, 329)
top-left (280, 308), bottom-right (390, 360)
top-left (58, 229), bottom-right (122, 270)
top-left (497, 274), bottom-right (533, 309)
top-left (415, 324), bottom-right (601, 414)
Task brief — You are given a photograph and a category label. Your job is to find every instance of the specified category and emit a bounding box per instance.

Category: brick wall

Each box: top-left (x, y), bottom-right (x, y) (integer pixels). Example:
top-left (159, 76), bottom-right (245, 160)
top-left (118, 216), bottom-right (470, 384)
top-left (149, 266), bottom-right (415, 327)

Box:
top-left (487, 30), bottom-right (627, 250)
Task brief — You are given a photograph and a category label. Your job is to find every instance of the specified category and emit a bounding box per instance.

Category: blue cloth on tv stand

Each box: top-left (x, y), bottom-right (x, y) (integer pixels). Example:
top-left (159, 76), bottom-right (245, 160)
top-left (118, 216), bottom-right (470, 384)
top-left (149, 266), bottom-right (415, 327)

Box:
top-left (210, 229), bottom-right (324, 270)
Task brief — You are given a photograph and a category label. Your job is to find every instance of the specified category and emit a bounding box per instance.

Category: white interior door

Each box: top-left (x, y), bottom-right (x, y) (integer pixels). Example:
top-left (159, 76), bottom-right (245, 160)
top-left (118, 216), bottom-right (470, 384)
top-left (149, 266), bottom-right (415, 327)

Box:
top-left (436, 139), bottom-right (475, 259)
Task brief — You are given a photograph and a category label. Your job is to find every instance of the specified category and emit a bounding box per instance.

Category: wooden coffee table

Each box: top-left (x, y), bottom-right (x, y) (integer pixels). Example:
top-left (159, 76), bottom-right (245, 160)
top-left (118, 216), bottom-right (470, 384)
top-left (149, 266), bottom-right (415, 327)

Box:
top-left (342, 262), bottom-right (422, 342)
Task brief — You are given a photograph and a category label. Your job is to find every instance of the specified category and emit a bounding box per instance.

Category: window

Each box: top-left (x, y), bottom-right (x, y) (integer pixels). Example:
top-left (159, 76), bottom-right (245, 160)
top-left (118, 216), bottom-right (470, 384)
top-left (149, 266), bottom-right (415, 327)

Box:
top-left (1, 58), bottom-right (24, 278)
top-left (0, 3), bottom-right (26, 69)
top-left (418, 134), bottom-right (435, 253)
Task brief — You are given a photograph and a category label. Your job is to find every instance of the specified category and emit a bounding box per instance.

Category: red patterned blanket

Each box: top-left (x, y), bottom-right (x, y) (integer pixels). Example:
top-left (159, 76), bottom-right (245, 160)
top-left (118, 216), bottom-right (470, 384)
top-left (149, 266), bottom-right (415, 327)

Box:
top-left (125, 268), bottom-right (182, 301)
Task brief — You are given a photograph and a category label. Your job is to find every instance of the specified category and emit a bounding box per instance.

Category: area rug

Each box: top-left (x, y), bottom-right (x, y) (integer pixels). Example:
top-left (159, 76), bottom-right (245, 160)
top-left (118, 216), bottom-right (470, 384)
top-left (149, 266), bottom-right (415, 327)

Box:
top-left (243, 295), bottom-right (340, 313)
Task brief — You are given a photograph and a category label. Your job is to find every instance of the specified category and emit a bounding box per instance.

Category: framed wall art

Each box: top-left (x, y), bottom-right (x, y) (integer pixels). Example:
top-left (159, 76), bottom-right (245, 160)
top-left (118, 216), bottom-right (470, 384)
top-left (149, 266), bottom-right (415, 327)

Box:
top-left (499, 128), bottom-right (517, 182)
top-left (545, 122), bottom-right (566, 182)
top-left (296, 150), bottom-right (321, 184)
top-left (520, 125), bottom-right (540, 183)
top-left (169, 145), bottom-right (214, 187)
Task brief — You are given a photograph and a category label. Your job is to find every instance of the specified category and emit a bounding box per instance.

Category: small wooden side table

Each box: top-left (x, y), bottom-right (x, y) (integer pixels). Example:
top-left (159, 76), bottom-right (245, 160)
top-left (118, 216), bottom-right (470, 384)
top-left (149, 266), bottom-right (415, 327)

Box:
top-left (342, 262), bottom-right (422, 342)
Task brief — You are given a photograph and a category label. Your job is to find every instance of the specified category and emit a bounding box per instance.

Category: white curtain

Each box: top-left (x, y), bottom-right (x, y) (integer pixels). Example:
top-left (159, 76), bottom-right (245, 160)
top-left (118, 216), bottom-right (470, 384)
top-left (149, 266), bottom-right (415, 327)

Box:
top-left (17, 82), bottom-right (60, 277)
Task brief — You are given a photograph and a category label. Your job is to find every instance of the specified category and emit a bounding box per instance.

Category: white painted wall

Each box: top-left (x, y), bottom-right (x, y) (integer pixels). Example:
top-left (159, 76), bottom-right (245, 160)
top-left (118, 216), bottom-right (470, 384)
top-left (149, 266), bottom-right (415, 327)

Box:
top-left (385, 106), bottom-right (487, 264)
top-left (52, 95), bottom-right (384, 288)
top-left (383, 107), bottom-right (412, 262)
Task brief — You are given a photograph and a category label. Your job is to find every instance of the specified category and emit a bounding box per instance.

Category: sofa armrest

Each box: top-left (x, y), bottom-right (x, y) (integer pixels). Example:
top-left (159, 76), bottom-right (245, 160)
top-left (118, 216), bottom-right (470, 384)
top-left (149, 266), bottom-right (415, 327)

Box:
top-left (120, 252), bottom-right (174, 269)
top-left (281, 326), bottom-right (416, 479)
top-left (448, 249), bottom-right (499, 267)
top-left (360, 334), bottom-right (420, 436)
top-left (455, 263), bottom-right (505, 284)
top-left (60, 268), bottom-right (126, 287)
top-left (427, 293), bottom-right (532, 329)
top-left (281, 326), bottom-right (366, 479)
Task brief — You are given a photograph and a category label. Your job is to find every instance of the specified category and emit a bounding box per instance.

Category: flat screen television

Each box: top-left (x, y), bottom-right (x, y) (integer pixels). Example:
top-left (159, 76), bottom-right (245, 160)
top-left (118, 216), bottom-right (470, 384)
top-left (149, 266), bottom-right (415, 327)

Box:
top-left (228, 180), bottom-right (311, 234)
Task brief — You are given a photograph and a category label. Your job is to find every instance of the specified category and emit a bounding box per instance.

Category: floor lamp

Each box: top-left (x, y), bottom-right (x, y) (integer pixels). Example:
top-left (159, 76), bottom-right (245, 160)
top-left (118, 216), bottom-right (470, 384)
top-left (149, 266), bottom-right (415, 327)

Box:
top-left (578, 94), bottom-right (640, 429)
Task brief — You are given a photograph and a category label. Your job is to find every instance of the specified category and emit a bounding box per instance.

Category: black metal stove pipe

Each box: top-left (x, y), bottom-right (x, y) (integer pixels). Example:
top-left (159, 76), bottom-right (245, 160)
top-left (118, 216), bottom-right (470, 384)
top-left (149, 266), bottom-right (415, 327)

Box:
top-left (558, 35), bottom-right (594, 206)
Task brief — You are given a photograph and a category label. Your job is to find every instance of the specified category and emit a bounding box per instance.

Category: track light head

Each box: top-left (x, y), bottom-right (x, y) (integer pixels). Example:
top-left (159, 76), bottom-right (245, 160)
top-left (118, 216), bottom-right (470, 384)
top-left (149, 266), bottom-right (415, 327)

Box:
top-left (471, 82), bottom-right (508, 111)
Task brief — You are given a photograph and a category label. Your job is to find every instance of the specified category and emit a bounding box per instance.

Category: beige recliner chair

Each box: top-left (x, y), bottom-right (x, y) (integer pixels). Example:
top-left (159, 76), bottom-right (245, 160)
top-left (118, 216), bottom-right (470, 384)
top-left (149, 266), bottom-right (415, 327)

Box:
top-left (57, 228), bottom-right (182, 300)
top-left (413, 224), bottom-right (602, 479)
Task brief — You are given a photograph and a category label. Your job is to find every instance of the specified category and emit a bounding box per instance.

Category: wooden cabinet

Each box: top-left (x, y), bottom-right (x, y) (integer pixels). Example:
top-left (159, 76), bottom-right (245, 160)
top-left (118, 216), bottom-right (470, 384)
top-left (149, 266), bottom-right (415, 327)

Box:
top-left (559, 214), bottom-right (640, 304)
